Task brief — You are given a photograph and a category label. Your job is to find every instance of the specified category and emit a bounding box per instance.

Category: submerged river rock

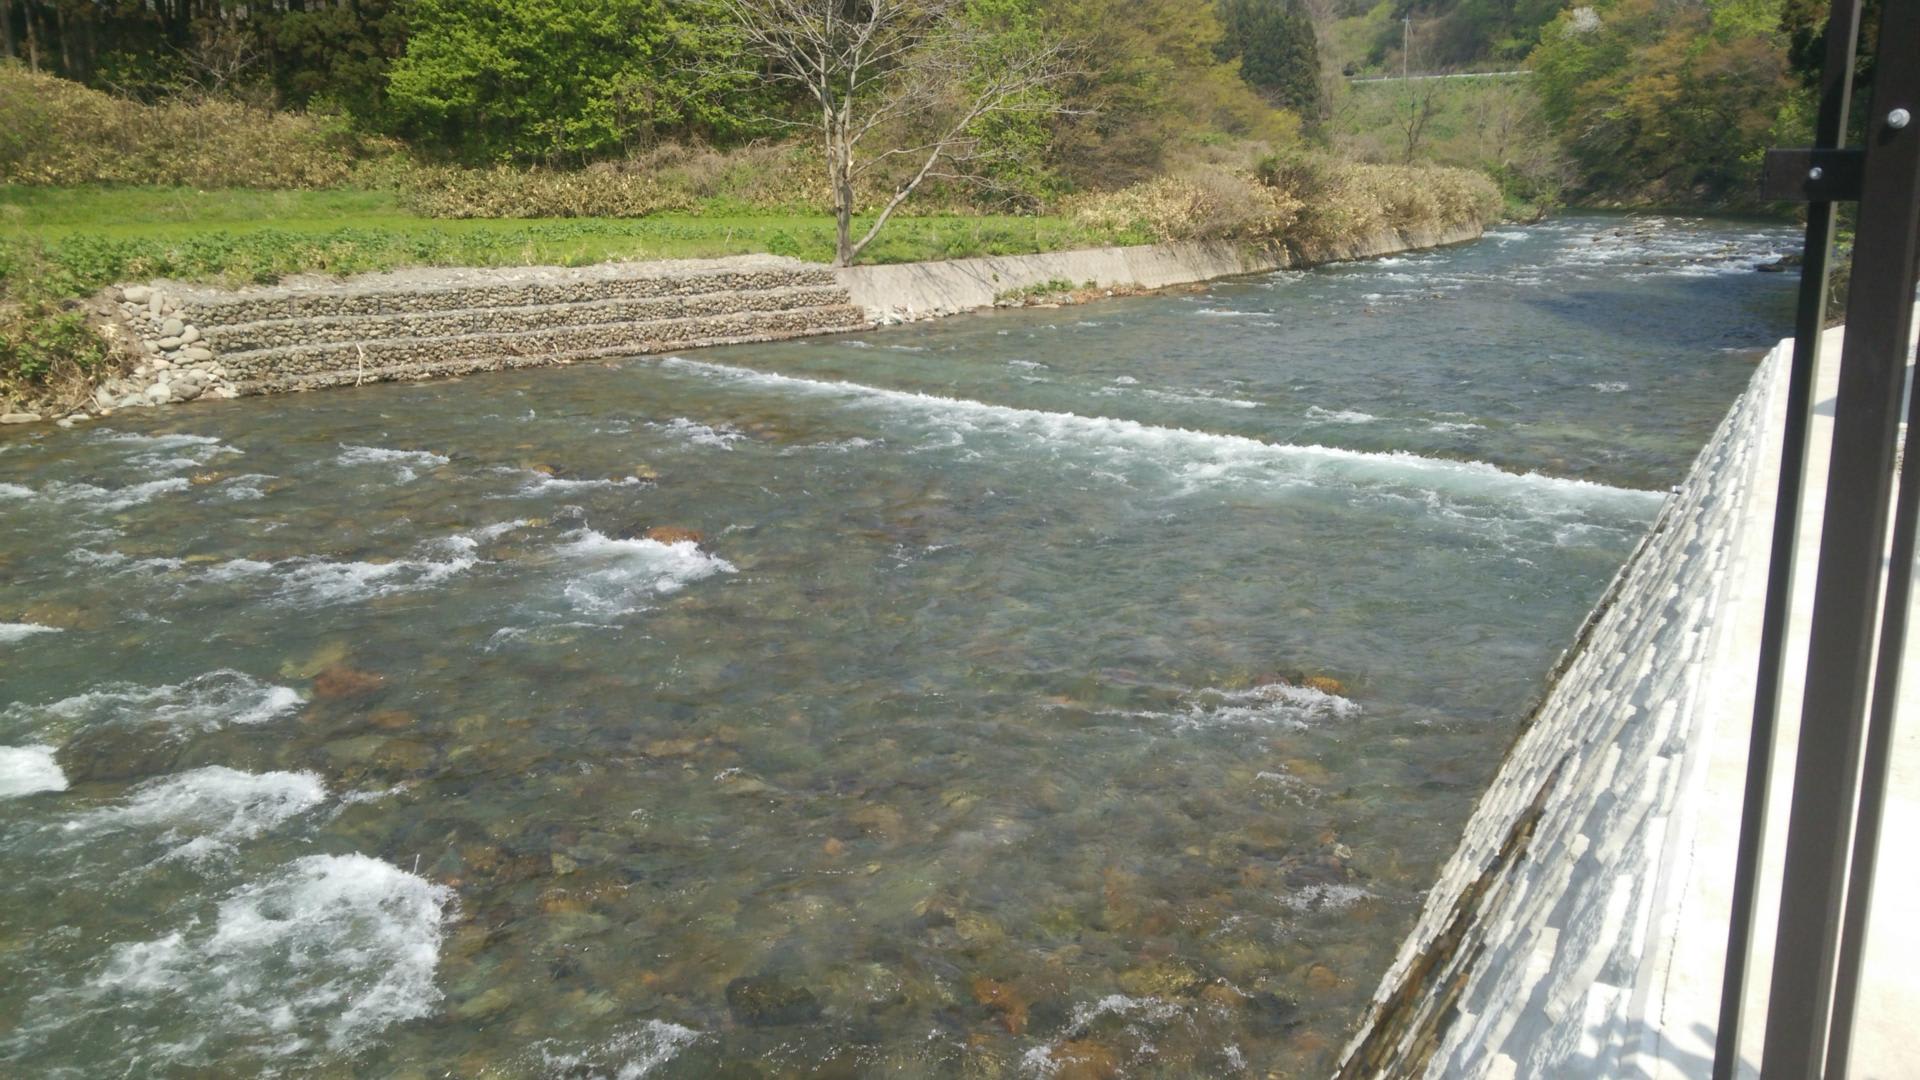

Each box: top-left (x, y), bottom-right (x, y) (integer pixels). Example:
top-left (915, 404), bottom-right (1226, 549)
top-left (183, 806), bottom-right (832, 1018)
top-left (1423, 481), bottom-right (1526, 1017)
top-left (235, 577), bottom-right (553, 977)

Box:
top-left (0, 214), bottom-right (1795, 1077)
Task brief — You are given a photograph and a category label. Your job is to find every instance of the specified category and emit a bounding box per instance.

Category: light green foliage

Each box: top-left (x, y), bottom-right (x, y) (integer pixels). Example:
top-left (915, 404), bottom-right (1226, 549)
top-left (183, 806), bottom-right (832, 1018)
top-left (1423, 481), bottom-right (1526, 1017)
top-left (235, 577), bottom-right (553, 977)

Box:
top-left (385, 0), bottom-right (754, 163)
top-left (0, 238), bottom-right (110, 404)
top-left (1529, 0), bottom-right (1799, 206)
top-left (1324, 1), bottom-right (1401, 75)
top-left (960, 0), bottom-right (1069, 202)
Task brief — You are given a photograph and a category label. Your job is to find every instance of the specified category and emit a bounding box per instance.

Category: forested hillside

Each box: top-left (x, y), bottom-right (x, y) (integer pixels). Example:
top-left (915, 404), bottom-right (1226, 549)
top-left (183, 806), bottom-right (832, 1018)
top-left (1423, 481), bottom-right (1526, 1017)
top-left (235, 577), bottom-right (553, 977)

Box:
top-left (0, 0), bottom-right (1824, 208)
top-left (0, 0), bottom-right (1296, 184)
top-left (1321, 0), bottom-right (1823, 206)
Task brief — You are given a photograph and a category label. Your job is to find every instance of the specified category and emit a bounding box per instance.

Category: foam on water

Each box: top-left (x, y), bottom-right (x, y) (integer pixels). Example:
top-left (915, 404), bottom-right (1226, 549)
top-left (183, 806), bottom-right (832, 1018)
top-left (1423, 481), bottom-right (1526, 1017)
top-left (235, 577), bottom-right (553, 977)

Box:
top-left (0, 745), bottom-right (68, 798)
top-left (2, 670), bottom-right (303, 743)
top-left (779, 436), bottom-right (880, 455)
top-left (70, 548), bottom-right (187, 575)
top-left (1306, 406), bottom-right (1379, 424)
top-left (513, 473), bottom-right (646, 495)
top-left (1104, 382), bottom-right (1262, 410)
top-left (217, 474), bottom-right (277, 500)
top-left (553, 529), bottom-right (738, 617)
top-left (1069, 993), bottom-right (1186, 1029)
top-left (656, 357), bottom-right (1665, 517)
top-left (336, 444), bottom-right (450, 482)
top-left (0, 622), bottom-right (63, 643)
top-left (0, 481), bottom-right (36, 498)
top-left (78, 853), bottom-right (453, 1061)
top-left (208, 534), bottom-right (484, 605)
top-left (1283, 882), bottom-right (1373, 913)
top-left (1169, 682), bottom-right (1361, 731)
top-left (65, 767), bottom-right (327, 860)
top-left (649, 417), bottom-right (746, 449)
top-left (1020, 993), bottom-right (1190, 1074)
top-left (536, 1020), bottom-right (701, 1079)
top-left (41, 477), bottom-right (190, 511)
top-left (77, 526), bottom-right (503, 605)
top-left (102, 432), bottom-right (242, 471)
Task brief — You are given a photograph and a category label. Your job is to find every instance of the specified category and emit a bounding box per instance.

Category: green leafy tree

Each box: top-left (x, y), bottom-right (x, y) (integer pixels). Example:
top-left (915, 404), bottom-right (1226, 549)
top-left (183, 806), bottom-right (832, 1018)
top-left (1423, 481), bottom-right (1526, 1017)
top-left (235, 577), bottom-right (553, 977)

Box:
top-left (1217, 0), bottom-right (1326, 121)
top-left (385, 0), bottom-right (754, 163)
top-left (1042, 0), bottom-right (1300, 184)
top-left (1529, 0), bottom-right (1794, 205)
top-left (267, 1), bottom-right (409, 123)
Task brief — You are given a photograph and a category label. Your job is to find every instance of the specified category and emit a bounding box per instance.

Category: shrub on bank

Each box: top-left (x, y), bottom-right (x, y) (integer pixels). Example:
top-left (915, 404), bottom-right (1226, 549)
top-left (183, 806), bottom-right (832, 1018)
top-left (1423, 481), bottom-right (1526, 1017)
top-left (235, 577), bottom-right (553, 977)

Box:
top-left (0, 63), bottom-right (399, 189)
top-left (1062, 169), bottom-right (1304, 243)
top-left (1066, 155), bottom-right (1500, 252)
top-left (0, 242), bottom-right (112, 410)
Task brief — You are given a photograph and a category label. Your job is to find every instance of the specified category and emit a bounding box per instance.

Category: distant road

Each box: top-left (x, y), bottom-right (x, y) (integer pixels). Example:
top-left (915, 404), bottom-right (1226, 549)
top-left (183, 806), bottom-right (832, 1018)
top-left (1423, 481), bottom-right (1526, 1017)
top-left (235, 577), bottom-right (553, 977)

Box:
top-left (1346, 70), bottom-right (1532, 83)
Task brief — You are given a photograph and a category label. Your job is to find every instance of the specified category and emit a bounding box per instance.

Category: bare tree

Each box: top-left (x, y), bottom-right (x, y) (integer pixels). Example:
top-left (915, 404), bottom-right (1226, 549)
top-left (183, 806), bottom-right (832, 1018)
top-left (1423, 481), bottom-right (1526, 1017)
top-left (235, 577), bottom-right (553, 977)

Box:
top-left (1396, 20), bottom-right (1442, 164)
top-left (173, 19), bottom-right (268, 103)
top-left (717, 0), bottom-right (1073, 267)
top-left (1400, 77), bottom-right (1441, 164)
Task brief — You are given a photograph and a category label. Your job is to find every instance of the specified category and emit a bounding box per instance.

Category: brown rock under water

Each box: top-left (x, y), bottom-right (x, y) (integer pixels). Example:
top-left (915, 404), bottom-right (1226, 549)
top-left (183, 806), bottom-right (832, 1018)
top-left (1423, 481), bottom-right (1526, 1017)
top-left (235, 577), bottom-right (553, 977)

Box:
top-left (312, 664), bottom-right (386, 699)
top-left (970, 976), bottom-right (1030, 1035)
top-left (643, 526), bottom-right (704, 546)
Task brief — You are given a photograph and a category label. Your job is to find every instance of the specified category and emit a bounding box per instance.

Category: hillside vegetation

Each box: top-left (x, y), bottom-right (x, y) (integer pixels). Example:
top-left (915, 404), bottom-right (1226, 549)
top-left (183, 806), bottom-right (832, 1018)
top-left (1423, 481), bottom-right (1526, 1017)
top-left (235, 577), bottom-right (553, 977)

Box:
top-left (0, 0), bottom-right (1809, 411)
top-left (1319, 0), bottom-right (1817, 208)
top-left (0, 45), bottom-right (1495, 410)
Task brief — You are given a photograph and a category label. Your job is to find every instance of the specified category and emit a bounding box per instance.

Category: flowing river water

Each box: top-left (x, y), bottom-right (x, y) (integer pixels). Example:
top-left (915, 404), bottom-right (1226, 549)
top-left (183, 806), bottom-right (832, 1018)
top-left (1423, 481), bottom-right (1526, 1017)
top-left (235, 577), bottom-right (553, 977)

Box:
top-left (0, 214), bottom-right (1795, 1077)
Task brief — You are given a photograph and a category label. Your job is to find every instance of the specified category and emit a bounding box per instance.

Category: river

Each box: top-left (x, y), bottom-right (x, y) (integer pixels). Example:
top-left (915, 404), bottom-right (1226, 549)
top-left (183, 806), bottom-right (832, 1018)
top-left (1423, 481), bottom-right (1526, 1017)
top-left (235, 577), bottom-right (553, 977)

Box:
top-left (0, 213), bottom-right (1795, 1077)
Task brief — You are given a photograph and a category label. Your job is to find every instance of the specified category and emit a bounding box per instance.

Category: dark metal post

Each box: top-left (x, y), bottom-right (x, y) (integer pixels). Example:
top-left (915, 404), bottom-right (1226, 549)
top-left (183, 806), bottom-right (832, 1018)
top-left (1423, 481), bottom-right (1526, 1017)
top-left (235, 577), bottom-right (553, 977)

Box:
top-left (1760, 0), bottom-right (1920, 1066)
top-left (1825, 340), bottom-right (1920, 1077)
top-left (1712, 3), bottom-right (1862, 1074)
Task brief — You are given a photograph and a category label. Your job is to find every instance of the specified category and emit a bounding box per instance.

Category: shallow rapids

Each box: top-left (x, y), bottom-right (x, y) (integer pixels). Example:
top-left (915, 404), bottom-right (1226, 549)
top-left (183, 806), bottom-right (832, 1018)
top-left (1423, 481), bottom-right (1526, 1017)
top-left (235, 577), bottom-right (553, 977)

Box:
top-left (0, 213), bottom-right (1794, 1077)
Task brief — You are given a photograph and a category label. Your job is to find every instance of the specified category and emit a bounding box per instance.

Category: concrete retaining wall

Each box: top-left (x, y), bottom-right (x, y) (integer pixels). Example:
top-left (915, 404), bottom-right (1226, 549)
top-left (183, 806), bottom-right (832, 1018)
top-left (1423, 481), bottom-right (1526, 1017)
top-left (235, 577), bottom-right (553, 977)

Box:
top-left (837, 222), bottom-right (1485, 321)
top-left (77, 221), bottom-right (1483, 420)
top-left (1333, 341), bottom-right (1789, 1078)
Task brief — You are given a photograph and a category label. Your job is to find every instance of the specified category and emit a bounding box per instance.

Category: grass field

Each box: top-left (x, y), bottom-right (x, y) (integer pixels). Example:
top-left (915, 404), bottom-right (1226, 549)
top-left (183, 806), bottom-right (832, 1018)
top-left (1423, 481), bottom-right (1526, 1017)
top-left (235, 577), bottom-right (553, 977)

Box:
top-left (0, 185), bottom-right (1136, 294)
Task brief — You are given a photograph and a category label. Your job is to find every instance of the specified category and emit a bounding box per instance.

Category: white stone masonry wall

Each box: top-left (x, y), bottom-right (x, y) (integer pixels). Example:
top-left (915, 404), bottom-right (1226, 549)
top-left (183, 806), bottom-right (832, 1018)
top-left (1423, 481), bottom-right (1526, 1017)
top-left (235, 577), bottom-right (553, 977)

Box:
top-left (1335, 339), bottom-right (1788, 1078)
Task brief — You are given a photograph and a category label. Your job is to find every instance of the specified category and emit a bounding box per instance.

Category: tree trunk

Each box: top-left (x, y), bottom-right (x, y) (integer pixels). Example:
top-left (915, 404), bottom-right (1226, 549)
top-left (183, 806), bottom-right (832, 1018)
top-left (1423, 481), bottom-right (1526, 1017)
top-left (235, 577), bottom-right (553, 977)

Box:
top-left (829, 110), bottom-right (856, 267)
top-left (1, 0), bottom-right (14, 61)
top-left (24, 0), bottom-right (39, 71)
top-left (54, 0), bottom-right (73, 78)
top-left (834, 197), bottom-right (854, 267)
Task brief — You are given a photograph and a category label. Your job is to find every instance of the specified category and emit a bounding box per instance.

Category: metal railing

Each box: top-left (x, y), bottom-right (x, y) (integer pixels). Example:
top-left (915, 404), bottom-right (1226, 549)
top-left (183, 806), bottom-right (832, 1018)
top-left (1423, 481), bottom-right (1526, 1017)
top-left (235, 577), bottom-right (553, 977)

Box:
top-left (1717, 0), bottom-right (1920, 1072)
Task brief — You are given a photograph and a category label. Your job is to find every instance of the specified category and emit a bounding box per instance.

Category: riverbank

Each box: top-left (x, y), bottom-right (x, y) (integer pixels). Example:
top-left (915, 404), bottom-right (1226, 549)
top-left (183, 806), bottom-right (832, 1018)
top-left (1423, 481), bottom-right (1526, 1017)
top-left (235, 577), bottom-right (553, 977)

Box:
top-left (839, 221), bottom-right (1486, 323)
top-left (1332, 311), bottom-right (1913, 1077)
top-left (1, 220), bottom-right (1486, 427)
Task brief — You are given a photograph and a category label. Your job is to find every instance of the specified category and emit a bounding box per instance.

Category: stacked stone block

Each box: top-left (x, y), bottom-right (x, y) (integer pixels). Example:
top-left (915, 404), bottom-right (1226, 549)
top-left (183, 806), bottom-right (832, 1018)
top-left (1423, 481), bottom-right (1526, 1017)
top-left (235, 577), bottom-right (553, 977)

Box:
top-left (108, 256), bottom-right (868, 403)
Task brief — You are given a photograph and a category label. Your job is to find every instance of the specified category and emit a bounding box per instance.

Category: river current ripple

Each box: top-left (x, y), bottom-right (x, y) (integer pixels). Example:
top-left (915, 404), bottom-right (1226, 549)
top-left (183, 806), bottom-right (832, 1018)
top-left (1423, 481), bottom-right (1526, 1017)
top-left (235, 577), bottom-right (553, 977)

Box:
top-left (0, 214), bottom-right (1795, 1077)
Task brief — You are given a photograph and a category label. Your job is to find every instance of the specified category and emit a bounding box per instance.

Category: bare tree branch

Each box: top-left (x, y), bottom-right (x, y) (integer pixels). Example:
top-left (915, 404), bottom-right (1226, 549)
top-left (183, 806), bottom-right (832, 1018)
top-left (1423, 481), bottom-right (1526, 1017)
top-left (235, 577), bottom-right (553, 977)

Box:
top-left (715, 0), bottom-right (1073, 266)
